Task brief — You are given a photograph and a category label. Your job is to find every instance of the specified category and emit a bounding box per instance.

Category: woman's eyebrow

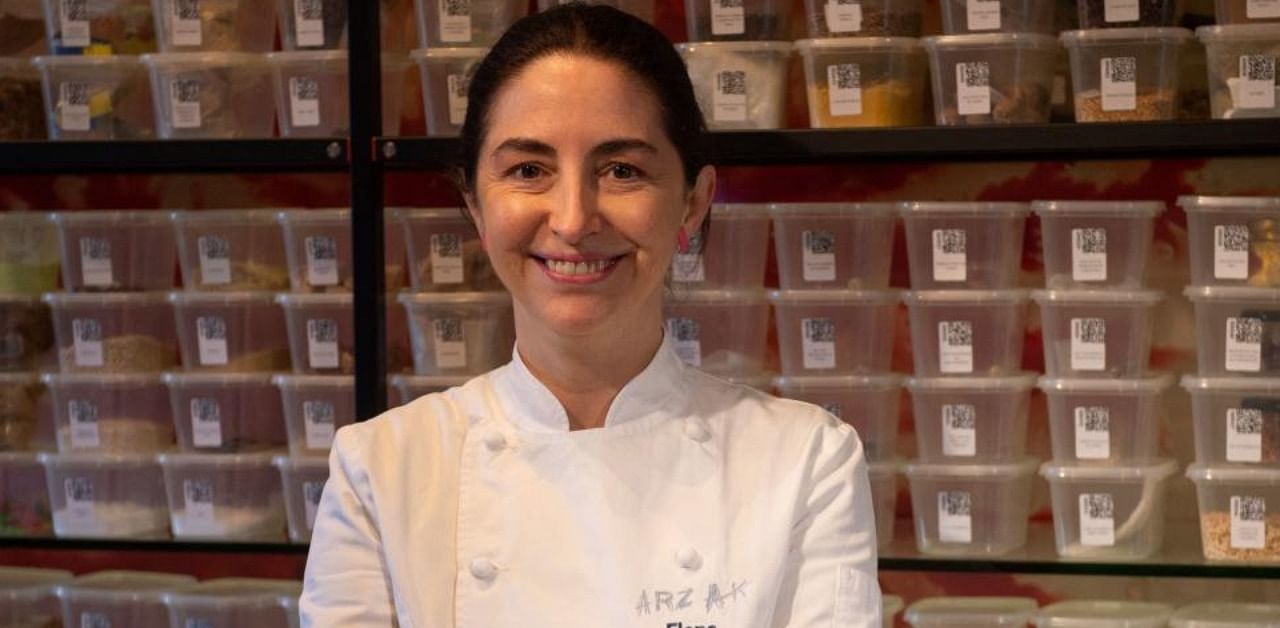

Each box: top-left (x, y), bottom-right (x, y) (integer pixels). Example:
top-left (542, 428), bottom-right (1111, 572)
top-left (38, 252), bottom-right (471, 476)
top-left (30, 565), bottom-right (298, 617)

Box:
top-left (491, 138), bottom-right (556, 158)
top-left (592, 139), bottom-right (658, 158)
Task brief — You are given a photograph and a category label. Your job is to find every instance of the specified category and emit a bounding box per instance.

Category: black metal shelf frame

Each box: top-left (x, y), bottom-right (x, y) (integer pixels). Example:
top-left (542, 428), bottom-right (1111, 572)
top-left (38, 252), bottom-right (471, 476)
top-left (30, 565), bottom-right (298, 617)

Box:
top-left (0, 139), bottom-right (349, 173)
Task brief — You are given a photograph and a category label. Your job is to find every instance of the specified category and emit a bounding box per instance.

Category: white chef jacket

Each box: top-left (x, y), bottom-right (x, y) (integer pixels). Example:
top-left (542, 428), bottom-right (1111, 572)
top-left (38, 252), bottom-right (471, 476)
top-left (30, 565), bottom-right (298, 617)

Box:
top-left (301, 336), bottom-right (881, 627)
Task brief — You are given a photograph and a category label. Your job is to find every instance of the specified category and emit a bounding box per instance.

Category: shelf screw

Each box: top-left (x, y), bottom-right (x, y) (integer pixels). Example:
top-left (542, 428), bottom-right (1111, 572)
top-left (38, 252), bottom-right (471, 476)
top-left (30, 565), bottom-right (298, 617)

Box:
top-left (382, 141), bottom-right (398, 160)
top-left (326, 142), bottom-right (343, 160)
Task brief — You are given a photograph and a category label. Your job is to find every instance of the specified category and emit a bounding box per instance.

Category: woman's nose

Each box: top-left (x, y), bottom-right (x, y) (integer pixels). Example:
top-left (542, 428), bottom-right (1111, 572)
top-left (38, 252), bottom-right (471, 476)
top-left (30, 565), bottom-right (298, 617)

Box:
top-left (548, 173), bottom-right (602, 244)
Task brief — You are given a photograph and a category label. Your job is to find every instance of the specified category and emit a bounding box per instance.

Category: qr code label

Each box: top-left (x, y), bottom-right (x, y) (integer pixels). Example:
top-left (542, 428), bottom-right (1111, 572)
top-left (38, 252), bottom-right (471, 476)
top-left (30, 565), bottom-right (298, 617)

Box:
top-left (80, 613), bottom-right (111, 628)
top-left (196, 316), bottom-right (229, 366)
top-left (955, 62), bottom-right (991, 116)
top-left (305, 235), bottom-right (340, 286)
top-left (827, 64), bottom-right (863, 116)
top-left (1101, 57), bottom-right (1138, 111)
top-left (79, 236), bottom-right (114, 286)
top-left (710, 0), bottom-right (746, 34)
top-left (71, 318), bottom-right (104, 368)
top-left (433, 318), bottom-right (468, 369)
top-left (1070, 317), bottom-right (1107, 372)
top-left (1226, 317), bottom-right (1263, 372)
top-left (170, 78), bottom-right (203, 128)
top-left (1074, 406), bottom-right (1111, 460)
top-left (447, 73), bottom-right (471, 126)
top-left (966, 0), bottom-right (1001, 30)
top-left (307, 318), bottom-right (341, 370)
top-left (190, 398), bottom-right (223, 449)
top-left (1104, 0), bottom-right (1140, 21)
top-left (65, 477), bottom-right (95, 523)
top-left (1227, 408), bottom-right (1264, 463)
top-left (430, 233), bottom-right (465, 284)
top-left (801, 318), bottom-right (837, 370)
top-left (183, 479), bottom-right (216, 527)
top-left (668, 317), bottom-right (702, 367)
top-left (938, 321), bottom-right (974, 374)
top-left (439, 0), bottom-right (473, 43)
top-left (672, 229), bottom-right (706, 283)
top-left (304, 400), bottom-right (336, 450)
top-left (1079, 493), bottom-right (1116, 547)
top-left (186, 619), bottom-right (214, 628)
top-left (68, 399), bottom-right (101, 449)
top-left (294, 0), bottom-right (326, 46)
top-left (942, 404), bottom-right (977, 457)
top-left (1071, 227), bottom-right (1108, 281)
top-left (801, 230), bottom-right (837, 282)
top-left (938, 490), bottom-right (972, 543)
top-left (197, 235), bottom-right (232, 285)
top-left (824, 0), bottom-right (862, 32)
top-left (712, 70), bottom-right (748, 122)
top-left (1237, 55), bottom-right (1277, 109)
top-left (1231, 495), bottom-right (1267, 549)
top-left (59, 0), bottom-right (91, 47)
top-left (58, 82), bottom-right (92, 132)
top-left (304, 480), bottom-right (325, 529)
top-left (290, 77), bottom-right (322, 128)
top-left (1215, 224), bottom-right (1250, 280)
top-left (931, 229), bottom-right (967, 282)
top-left (1246, 0), bottom-right (1280, 19)
top-left (172, 0), bottom-right (204, 46)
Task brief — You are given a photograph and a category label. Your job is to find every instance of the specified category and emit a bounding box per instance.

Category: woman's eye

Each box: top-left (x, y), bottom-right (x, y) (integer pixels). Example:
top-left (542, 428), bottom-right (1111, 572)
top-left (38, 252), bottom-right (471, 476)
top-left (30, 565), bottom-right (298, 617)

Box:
top-left (514, 164), bottom-right (543, 179)
top-left (607, 164), bottom-right (638, 180)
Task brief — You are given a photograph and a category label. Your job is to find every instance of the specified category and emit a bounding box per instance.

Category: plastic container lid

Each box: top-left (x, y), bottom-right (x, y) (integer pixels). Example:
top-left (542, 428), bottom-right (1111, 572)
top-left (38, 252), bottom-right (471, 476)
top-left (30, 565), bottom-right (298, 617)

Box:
top-left (768, 202), bottom-right (897, 216)
top-left (1031, 289), bottom-right (1164, 305)
top-left (1178, 195), bottom-right (1280, 212)
top-left (170, 209), bottom-right (282, 224)
top-left (33, 55), bottom-right (142, 68)
top-left (389, 374), bottom-right (470, 389)
top-left (905, 373), bottom-right (1037, 392)
top-left (675, 41), bottom-right (794, 54)
top-left (794, 37), bottom-right (923, 53)
top-left (772, 373), bottom-right (901, 391)
top-left (266, 51), bottom-right (347, 63)
top-left (1031, 201), bottom-right (1166, 216)
top-left (156, 452), bottom-right (278, 468)
top-left (710, 203), bottom-right (770, 217)
top-left (0, 451), bottom-right (41, 466)
top-left (923, 33), bottom-right (1059, 50)
top-left (1060, 27), bottom-right (1194, 45)
top-left (272, 374), bottom-right (354, 389)
top-left (1186, 464), bottom-right (1280, 485)
top-left (899, 201), bottom-right (1030, 216)
top-left (49, 210), bottom-right (171, 226)
top-left (1039, 373), bottom-right (1173, 393)
top-left (0, 294), bottom-right (43, 305)
top-left (1170, 602), bottom-right (1280, 628)
top-left (868, 460), bottom-right (900, 477)
top-left (1181, 375), bottom-right (1280, 394)
top-left (271, 454), bottom-right (329, 471)
top-left (397, 292), bottom-right (512, 306)
top-left (1183, 285), bottom-right (1280, 302)
top-left (391, 207), bottom-right (468, 221)
top-left (42, 291), bottom-right (172, 306)
top-left (168, 290), bottom-right (279, 305)
top-left (1040, 458), bottom-right (1178, 482)
top-left (161, 372), bottom-right (276, 387)
top-left (767, 289), bottom-right (902, 304)
top-left (276, 208), bottom-right (351, 224)
top-left (141, 52), bottom-right (271, 66)
top-left (906, 597), bottom-right (1038, 625)
top-left (0, 372), bottom-right (41, 386)
top-left (902, 290), bottom-right (1029, 304)
top-left (38, 451), bottom-right (161, 466)
top-left (57, 571), bottom-right (196, 604)
top-left (904, 458), bottom-right (1039, 479)
top-left (275, 292), bottom-right (353, 306)
top-left (40, 372), bottom-right (165, 387)
top-left (0, 58), bottom-right (34, 73)
top-left (1034, 601), bottom-right (1173, 628)
top-left (409, 47), bottom-right (488, 60)
top-left (1197, 24), bottom-right (1280, 43)
top-left (163, 578), bottom-right (302, 608)
top-left (0, 567), bottom-right (72, 603)
top-left (883, 594), bottom-right (905, 617)
top-left (665, 289), bottom-right (769, 303)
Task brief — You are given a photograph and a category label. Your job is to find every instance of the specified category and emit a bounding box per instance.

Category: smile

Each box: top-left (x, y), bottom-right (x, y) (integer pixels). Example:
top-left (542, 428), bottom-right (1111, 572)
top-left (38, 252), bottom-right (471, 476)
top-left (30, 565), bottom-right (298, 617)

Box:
top-left (532, 254), bottom-right (625, 282)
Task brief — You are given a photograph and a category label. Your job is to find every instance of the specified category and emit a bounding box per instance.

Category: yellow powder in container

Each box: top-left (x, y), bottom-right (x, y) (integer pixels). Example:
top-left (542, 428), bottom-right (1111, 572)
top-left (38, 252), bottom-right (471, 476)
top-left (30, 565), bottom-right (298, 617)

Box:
top-left (810, 80), bottom-right (925, 128)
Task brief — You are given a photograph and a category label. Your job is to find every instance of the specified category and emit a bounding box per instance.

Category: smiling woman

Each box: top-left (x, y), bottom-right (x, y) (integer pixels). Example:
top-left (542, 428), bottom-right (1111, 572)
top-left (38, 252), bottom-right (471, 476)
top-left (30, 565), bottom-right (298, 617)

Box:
top-left (300, 4), bottom-right (881, 627)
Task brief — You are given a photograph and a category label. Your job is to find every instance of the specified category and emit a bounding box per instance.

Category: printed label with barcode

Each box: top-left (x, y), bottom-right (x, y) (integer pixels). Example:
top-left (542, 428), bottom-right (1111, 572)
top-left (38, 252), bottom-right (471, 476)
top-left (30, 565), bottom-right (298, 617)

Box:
top-left (307, 318), bottom-right (341, 369)
top-left (938, 490), bottom-right (973, 543)
top-left (1070, 317), bottom-right (1107, 372)
top-left (1227, 408), bottom-right (1264, 463)
top-left (1104, 0), bottom-right (1139, 21)
top-left (197, 234), bottom-right (231, 285)
top-left (825, 0), bottom-right (862, 32)
top-left (1237, 55), bottom-right (1277, 110)
top-left (1231, 495), bottom-right (1266, 550)
top-left (955, 62), bottom-right (991, 116)
top-left (59, 0), bottom-right (91, 47)
top-left (304, 400), bottom-right (336, 450)
top-left (1074, 406), bottom-right (1111, 460)
top-left (170, 78), bottom-right (203, 129)
top-left (71, 318), bottom-right (104, 367)
top-left (1071, 227), bottom-right (1108, 281)
top-left (1079, 493), bottom-right (1116, 546)
top-left (1101, 57), bottom-right (1137, 111)
top-left (64, 477), bottom-right (94, 523)
top-left (801, 230), bottom-right (837, 282)
top-left (667, 317), bottom-right (702, 367)
top-left (966, 0), bottom-right (1001, 30)
top-left (304, 235), bottom-right (340, 286)
top-left (710, 0), bottom-right (745, 35)
top-left (1226, 316), bottom-right (1263, 372)
top-left (801, 318), bottom-right (837, 370)
top-left (294, 0), bottom-right (326, 46)
top-left (432, 318), bottom-right (468, 369)
top-left (712, 70), bottom-right (748, 122)
top-left (1247, 0), bottom-right (1280, 18)
top-left (827, 64), bottom-right (863, 117)
top-left (942, 404), bottom-right (977, 457)
top-left (183, 478), bottom-right (216, 528)
top-left (1215, 224), bottom-right (1250, 280)
top-left (439, 0), bottom-right (473, 42)
top-left (189, 398), bottom-right (223, 448)
top-left (430, 233), bottom-right (465, 284)
top-left (290, 77), bottom-right (322, 128)
top-left (304, 480), bottom-right (325, 529)
top-left (186, 619), bottom-right (214, 628)
top-left (672, 230), bottom-right (706, 283)
top-left (196, 316), bottom-right (229, 366)
top-left (59, 82), bottom-right (92, 132)
top-left (79, 236), bottom-right (113, 286)
top-left (68, 399), bottom-right (100, 449)
top-left (938, 320), bottom-right (974, 374)
top-left (80, 612), bottom-right (111, 628)
top-left (932, 228), bottom-right (967, 281)
top-left (172, 0), bottom-right (203, 46)
top-left (446, 73), bottom-right (470, 125)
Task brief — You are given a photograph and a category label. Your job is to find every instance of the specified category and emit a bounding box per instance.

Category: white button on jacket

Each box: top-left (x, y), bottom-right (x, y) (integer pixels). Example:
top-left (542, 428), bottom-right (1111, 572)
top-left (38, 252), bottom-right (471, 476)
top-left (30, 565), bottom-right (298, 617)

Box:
top-left (301, 337), bottom-right (881, 627)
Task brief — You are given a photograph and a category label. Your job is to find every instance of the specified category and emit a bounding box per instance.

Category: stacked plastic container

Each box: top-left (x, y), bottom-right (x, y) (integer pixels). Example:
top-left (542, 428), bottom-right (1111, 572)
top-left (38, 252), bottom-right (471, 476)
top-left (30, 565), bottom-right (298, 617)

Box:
top-left (0, 566), bottom-right (71, 626)
top-left (163, 577), bottom-right (302, 627)
top-left (1180, 195), bottom-right (1280, 564)
top-left (899, 201), bottom-right (1036, 556)
top-left (676, 0), bottom-right (791, 130)
top-left (906, 596), bottom-right (1039, 627)
top-left (766, 202), bottom-right (902, 550)
top-left (1031, 200), bottom-right (1177, 560)
top-left (55, 570), bottom-right (195, 628)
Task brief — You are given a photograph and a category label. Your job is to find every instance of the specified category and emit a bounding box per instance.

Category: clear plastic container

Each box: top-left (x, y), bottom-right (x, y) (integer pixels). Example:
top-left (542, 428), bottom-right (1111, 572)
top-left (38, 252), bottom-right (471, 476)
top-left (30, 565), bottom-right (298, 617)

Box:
top-left (38, 452), bottom-right (170, 539)
top-left (769, 203), bottom-right (898, 290)
top-left (268, 51), bottom-right (409, 137)
top-left (1197, 26), bottom-right (1280, 119)
top-left (141, 52), bottom-right (274, 138)
top-left (664, 289), bottom-right (770, 375)
top-left (172, 209), bottom-right (290, 291)
top-left (157, 452), bottom-right (286, 541)
top-left (0, 295), bottom-right (54, 372)
top-left (769, 290), bottom-right (899, 375)
top-left (43, 373), bottom-right (174, 454)
top-left (1183, 376), bottom-right (1280, 466)
top-left (32, 55), bottom-right (155, 140)
top-left (904, 458), bottom-right (1037, 556)
top-left (0, 211), bottom-right (60, 295)
top-left (795, 38), bottom-right (928, 128)
top-left (414, 0), bottom-right (527, 47)
top-left (1032, 289), bottom-right (1162, 378)
top-left (1186, 464), bottom-right (1280, 562)
top-left (685, 0), bottom-right (792, 40)
top-left (905, 596), bottom-right (1038, 627)
top-left (902, 290), bottom-right (1029, 377)
top-left (273, 454), bottom-right (327, 543)
top-left (906, 374), bottom-right (1034, 463)
top-left (57, 571), bottom-right (195, 628)
top-left (149, 0), bottom-right (276, 52)
top-left (276, 293), bottom-right (354, 375)
top-left (1040, 459), bottom-right (1177, 559)
top-left (0, 567), bottom-right (71, 625)
top-left (1179, 196), bottom-right (1280, 287)
top-left (899, 202), bottom-right (1029, 289)
top-left (1061, 28), bottom-right (1191, 122)
top-left (676, 42), bottom-right (791, 130)
top-left (1076, 0), bottom-right (1181, 28)
top-left (411, 48), bottom-right (487, 137)
top-left (39, 0), bottom-right (157, 55)
top-left (401, 292), bottom-right (515, 376)
top-left (162, 373), bottom-right (288, 453)
top-left (164, 577), bottom-right (302, 627)
top-left (883, 594), bottom-right (905, 628)
top-left (802, 0), bottom-right (923, 36)
top-left (1214, 0), bottom-right (1280, 24)
top-left (169, 291), bottom-right (291, 372)
top-left (869, 460), bottom-right (900, 549)
top-left (390, 374), bottom-right (469, 405)
top-left (277, 208), bottom-right (408, 293)
top-left (1170, 602), bottom-right (1280, 627)
top-left (1034, 601), bottom-right (1173, 628)
top-left (395, 207), bottom-right (501, 292)
top-left (1185, 286), bottom-right (1280, 377)
top-left (43, 292), bottom-right (179, 373)
top-left (0, 373), bottom-right (54, 454)
top-left (939, 0), bottom-right (1056, 33)
top-left (0, 453), bottom-right (55, 537)
top-left (49, 210), bottom-right (176, 292)
top-left (773, 374), bottom-right (901, 461)
top-left (281, 594), bottom-right (300, 628)
top-left (273, 374), bottom-right (354, 456)
top-left (671, 204), bottom-right (772, 289)
top-left (925, 33), bottom-right (1059, 126)
top-left (0, 58), bottom-right (45, 140)
top-left (1032, 200), bottom-right (1165, 289)
top-left (277, 0), bottom-right (349, 49)
top-left (1040, 374), bottom-right (1171, 464)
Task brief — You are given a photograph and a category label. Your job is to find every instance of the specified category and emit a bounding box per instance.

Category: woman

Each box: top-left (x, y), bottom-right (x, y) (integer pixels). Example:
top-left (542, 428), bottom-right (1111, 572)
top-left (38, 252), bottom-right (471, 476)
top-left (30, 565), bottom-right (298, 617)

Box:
top-left (301, 5), bottom-right (880, 626)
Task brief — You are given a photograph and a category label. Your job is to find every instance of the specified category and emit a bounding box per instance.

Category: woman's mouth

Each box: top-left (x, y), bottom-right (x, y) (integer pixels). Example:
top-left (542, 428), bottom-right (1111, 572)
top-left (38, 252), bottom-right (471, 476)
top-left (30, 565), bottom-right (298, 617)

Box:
top-left (532, 254), bottom-right (624, 282)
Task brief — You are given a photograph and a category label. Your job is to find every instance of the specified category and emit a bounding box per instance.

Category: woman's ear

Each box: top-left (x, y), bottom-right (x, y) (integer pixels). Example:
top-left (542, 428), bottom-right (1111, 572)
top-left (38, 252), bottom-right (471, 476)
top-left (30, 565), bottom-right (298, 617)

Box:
top-left (682, 165), bottom-right (717, 236)
top-left (463, 190), bottom-right (486, 242)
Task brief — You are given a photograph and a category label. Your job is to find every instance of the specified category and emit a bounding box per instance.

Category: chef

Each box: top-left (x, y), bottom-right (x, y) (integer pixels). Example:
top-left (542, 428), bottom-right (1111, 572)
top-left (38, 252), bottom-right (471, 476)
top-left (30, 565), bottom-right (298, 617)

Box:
top-left (301, 4), bottom-right (881, 626)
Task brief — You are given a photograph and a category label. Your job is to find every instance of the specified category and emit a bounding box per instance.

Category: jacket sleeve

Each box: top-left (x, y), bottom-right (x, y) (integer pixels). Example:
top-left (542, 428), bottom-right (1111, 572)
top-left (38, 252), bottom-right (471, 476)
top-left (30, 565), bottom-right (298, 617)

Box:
top-left (770, 414), bottom-right (882, 628)
top-left (301, 426), bottom-right (399, 627)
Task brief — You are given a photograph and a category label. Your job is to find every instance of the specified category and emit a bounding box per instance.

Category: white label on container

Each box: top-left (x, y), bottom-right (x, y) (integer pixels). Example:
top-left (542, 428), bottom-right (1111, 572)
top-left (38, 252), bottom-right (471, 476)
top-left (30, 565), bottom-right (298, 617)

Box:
top-left (172, 0), bottom-right (203, 45)
top-left (1071, 227), bottom-right (1108, 281)
top-left (1215, 224), bottom-right (1250, 280)
top-left (430, 233), bottom-right (465, 284)
top-left (1101, 57), bottom-right (1138, 111)
top-left (439, 0), bottom-right (473, 43)
top-left (938, 321), bottom-right (974, 374)
top-left (80, 612), bottom-right (110, 628)
top-left (955, 62), bottom-right (991, 116)
top-left (305, 235), bottom-right (340, 286)
top-left (64, 477), bottom-right (95, 524)
top-left (942, 404), bottom-right (977, 457)
top-left (827, 64), bottom-right (863, 116)
top-left (304, 400), bottom-right (336, 450)
top-left (294, 0), bottom-right (326, 47)
top-left (672, 230), bottom-right (705, 281)
top-left (710, 0), bottom-right (746, 35)
top-left (931, 228), bottom-right (967, 282)
top-left (966, 0), bottom-right (1001, 30)
top-left (196, 316), bottom-right (229, 366)
top-left (1070, 317), bottom-right (1107, 372)
top-left (1247, 0), bottom-right (1280, 18)
top-left (825, 0), bottom-right (863, 33)
top-left (71, 318), bottom-right (104, 367)
top-left (197, 235), bottom-right (232, 285)
top-left (303, 480), bottom-right (325, 530)
top-left (1074, 406), bottom-right (1111, 460)
top-left (667, 317), bottom-right (702, 367)
top-left (1079, 493), bottom-right (1116, 547)
top-left (170, 78), bottom-right (203, 129)
top-left (307, 318), bottom-right (341, 369)
top-left (59, 82), bottom-right (92, 132)
top-left (59, 0), bottom-right (91, 47)
top-left (189, 398), bottom-right (223, 448)
top-left (938, 490), bottom-right (972, 543)
top-left (183, 479), bottom-right (216, 528)
top-left (801, 230), bottom-right (837, 282)
top-left (79, 237), bottom-right (113, 287)
top-left (1237, 55), bottom-right (1277, 110)
top-left (432, 318), bottom-right (468, 369)
top-left (712, 70), bottom-right (748, 122)
top-left (447, 74), bottom-right (470, 125)
top-left (290, 77), bottom-right (322, 128)
top-left (68, 400), bottom-right (100, 449)
top-left (1226, 317), bottom-right (1263, 373)
top-left (1227, 408), bottom-right (1264, 463)
top-left (1230, 495), bottom-right (1266, 550)
top-left (801, 318), bottom-right (837, 370)
top-left (1104, 0), bottom-right (1139, 21)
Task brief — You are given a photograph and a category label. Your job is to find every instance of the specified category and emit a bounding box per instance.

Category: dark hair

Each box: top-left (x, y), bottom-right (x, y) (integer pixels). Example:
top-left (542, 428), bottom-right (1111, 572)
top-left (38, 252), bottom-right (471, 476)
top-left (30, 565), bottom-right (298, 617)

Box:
top-left (458, 3), bottom-right (708, 192)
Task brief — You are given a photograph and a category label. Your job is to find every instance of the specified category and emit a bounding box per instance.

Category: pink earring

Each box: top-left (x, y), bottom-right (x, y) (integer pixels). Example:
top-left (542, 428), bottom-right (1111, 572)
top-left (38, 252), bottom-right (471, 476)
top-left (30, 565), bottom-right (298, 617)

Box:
top-left (677, 228), bottom-right (689, 253)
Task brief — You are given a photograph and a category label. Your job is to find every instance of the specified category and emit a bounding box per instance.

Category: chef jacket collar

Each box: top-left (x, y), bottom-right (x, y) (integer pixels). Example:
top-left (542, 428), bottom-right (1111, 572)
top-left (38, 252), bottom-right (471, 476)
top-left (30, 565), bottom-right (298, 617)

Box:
top-left (491, 332), bottom-right (691, 433)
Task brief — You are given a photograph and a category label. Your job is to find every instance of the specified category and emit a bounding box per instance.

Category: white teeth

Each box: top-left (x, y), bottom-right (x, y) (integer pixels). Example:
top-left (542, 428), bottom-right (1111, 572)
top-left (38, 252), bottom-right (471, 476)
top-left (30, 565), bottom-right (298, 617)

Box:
top-left (545, 258), bottom-right (614, 276)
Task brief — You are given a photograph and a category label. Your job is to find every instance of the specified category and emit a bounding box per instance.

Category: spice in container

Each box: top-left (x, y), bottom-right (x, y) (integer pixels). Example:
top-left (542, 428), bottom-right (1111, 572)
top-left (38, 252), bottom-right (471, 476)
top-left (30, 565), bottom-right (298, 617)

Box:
top-left (924, 33), bottom-right (1059, 125)
top-left (802, 0), bottom-right (925, 37)
top-left (0, 59), bottom-right (46, 140)
top-left (797, 37), bottom-right (928, 128)
top-left (1061, 27), bottom-right (1192, 123)
top-left (0, 376), bottom-right (44, 452)
top-left (676, 41), bottom-right (792, 131)
top-left (1077, 0), bottom-right (1180, 28)
top-left (1197, 25), bottom-right (1280, 120)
